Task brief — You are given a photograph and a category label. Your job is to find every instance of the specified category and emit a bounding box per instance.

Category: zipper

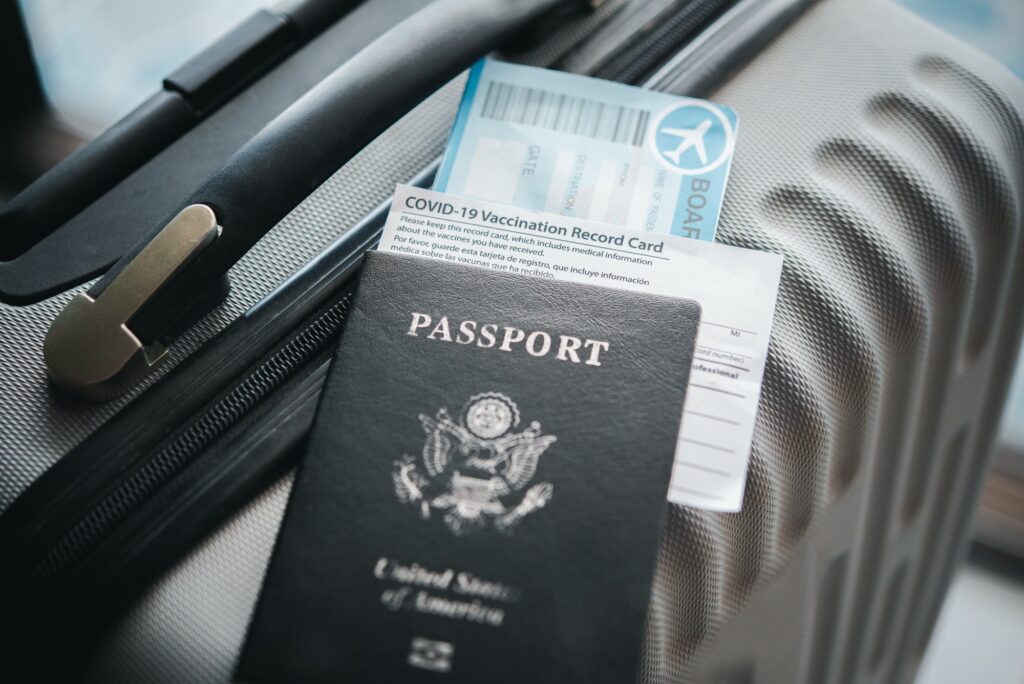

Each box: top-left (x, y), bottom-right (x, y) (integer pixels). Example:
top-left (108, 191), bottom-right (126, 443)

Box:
top-left (23, 291), bottom-right (352, 600)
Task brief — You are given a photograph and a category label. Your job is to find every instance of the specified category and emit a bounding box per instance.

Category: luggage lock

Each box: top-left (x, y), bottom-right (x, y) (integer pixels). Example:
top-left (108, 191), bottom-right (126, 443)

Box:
top-left (44, 204), bottom-right (220, 400)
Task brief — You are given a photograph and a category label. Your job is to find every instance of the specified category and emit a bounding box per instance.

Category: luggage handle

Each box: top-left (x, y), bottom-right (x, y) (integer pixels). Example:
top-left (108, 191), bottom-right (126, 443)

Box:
top-left (44, 0), bottom-right (590, 400)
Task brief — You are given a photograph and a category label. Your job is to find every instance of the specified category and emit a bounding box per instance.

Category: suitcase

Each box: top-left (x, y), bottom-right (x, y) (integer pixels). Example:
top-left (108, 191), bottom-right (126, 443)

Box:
top-left (1, 0), bottom-right (1022, 681)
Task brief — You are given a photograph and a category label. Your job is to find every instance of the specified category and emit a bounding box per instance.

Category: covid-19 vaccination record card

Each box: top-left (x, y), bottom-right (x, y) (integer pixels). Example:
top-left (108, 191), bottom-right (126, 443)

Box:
top-left (380, 185), bottom-right (783, 512)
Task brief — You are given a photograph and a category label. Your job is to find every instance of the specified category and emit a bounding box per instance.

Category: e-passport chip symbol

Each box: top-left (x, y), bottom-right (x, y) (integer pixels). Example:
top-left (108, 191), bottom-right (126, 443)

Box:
top-left (408, 637), bottom-right (455, 673)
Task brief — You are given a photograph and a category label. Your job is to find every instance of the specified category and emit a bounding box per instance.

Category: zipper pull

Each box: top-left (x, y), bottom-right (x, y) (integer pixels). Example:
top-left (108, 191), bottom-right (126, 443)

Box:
top-left (43, 205), bottom-right (220, 401)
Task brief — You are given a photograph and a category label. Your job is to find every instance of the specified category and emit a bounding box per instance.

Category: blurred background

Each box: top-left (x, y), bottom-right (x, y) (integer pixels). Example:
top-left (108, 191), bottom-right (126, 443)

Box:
top-left (4, 0), bottom-right (1024, 680)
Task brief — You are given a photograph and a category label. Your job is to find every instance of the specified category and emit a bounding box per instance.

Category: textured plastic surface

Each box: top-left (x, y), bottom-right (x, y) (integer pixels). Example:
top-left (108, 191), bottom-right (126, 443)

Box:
top-left (639, 1), bottom-right (1024, 682)
top-left (1, 0), bottom-right (1022, 682)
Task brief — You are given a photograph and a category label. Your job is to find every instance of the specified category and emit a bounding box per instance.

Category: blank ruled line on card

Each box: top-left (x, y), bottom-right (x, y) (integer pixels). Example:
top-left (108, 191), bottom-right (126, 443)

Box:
top-left (684, 410), bottom-right (741, 426)
top-left (676, 461), bottom-right (732, 477)
top-left (681, 437), bottom-right (735, 454)
top-left (691, 383), bottom-right (746, 399)
top-left (670, 486), bottom-right (724, 500)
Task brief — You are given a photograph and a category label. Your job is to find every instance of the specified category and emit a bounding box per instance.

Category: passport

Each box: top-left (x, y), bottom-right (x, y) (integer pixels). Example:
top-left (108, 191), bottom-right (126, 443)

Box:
top-left (236, 251), bottom-right (701, 683)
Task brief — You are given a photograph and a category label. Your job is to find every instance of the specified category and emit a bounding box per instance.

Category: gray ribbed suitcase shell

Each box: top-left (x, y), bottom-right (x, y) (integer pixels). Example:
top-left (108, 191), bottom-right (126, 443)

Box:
top-left (1, 0), bottom-right (1022, 681)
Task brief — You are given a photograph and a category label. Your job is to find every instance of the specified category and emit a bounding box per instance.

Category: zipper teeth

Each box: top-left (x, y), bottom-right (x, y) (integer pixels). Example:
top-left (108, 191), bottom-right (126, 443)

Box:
top-left (599, 0), bottom-right (733, 83)
top-left (25, 293), bottom-right (352, 596)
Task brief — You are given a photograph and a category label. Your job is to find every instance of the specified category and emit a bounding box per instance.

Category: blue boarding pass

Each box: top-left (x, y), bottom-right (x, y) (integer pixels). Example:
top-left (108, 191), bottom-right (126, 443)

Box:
top-left (434, 59), bottom-right (739, 241)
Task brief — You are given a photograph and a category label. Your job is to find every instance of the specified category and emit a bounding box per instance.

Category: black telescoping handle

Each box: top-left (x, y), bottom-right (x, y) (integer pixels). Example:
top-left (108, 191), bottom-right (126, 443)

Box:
top-left (99, 0), bottom-right (579, 339)
top-left (45, 0), bottom-right (586, 400)
top-left (0, 0), bottom-right (364, 265)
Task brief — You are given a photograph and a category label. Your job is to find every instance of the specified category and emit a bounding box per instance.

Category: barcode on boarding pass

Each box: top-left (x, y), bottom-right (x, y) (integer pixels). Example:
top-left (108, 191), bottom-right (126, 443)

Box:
top-left (479, 81), bottom-right (650, 147)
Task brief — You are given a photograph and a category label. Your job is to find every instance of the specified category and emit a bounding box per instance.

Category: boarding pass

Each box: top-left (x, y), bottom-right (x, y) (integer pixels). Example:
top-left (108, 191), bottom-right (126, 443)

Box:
top-left (434, 59), bottom-right (738, 242)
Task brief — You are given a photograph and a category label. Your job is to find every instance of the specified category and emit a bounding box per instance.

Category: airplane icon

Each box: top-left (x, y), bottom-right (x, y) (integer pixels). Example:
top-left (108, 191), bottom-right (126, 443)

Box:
top-left (659, 118), bottom-right (713, 166)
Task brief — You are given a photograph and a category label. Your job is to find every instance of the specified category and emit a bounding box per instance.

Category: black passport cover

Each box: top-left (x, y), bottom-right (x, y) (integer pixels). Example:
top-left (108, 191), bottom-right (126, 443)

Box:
top-left (237, 251), bottom-right (701, 684)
